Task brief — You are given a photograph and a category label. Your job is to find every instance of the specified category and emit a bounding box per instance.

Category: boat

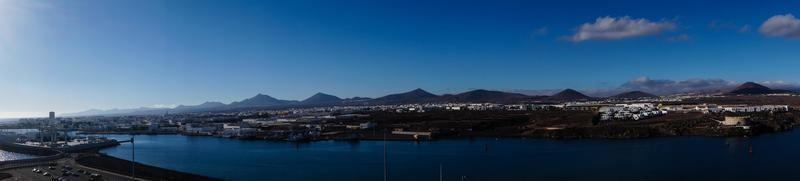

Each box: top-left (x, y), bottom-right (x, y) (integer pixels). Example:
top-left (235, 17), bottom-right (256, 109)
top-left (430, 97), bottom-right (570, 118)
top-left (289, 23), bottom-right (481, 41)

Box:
top-left (285, 133), bottom-right (310, 142)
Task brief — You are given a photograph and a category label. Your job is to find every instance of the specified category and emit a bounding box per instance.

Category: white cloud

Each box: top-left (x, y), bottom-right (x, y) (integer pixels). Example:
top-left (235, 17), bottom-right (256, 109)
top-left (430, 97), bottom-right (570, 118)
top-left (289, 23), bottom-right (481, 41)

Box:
top-left (759, 80), bottom-right (800, 90)
top-left (709, 20), bottom-right (751, 33)
top-left (738, 24), bottom-right (752, 33)
top-left (569, 16), bottom-right (677, 42)
top-left (534, 27), bottom-right (548, 35)
top-left (667, 34), bottom-right (690, 42)
top-left (529, 27), bottom-right (549, 39)
top-left (619, 77), bottom-right (738, 95)
top-left (759, 14), bottom-right (800, 39)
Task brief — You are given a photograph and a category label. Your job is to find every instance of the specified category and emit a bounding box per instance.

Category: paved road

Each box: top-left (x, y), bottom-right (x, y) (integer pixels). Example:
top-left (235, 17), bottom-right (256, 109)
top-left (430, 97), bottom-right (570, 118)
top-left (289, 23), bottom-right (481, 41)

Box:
top-left (1, 157), bottom-right (143, 181)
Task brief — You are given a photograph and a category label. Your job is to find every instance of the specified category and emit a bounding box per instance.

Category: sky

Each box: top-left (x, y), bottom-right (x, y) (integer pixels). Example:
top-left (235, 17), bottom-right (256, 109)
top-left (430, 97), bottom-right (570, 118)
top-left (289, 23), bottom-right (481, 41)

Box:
top-left (1, 0), bottom-right (800, 118)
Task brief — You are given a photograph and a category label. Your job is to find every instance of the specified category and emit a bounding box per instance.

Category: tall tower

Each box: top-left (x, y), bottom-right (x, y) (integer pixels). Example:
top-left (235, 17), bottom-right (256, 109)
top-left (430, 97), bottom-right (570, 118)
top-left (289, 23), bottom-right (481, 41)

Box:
top-left (49, 111), bottom-right (55, 119)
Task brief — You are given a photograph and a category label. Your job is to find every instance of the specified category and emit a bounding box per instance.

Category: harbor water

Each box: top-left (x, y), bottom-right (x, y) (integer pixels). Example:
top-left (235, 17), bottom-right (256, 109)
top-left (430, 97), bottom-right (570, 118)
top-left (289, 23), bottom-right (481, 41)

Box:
top-left (99, 130), bottom-right (800, 181)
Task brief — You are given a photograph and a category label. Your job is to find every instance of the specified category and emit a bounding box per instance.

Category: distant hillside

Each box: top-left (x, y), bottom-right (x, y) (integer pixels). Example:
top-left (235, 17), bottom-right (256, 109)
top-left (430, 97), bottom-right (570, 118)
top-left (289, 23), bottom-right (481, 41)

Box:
top-left (171, 101), bottom-right (226, 112)
top-left (609, 91), bottom-right (658, 99)
top-left (728, 82), bottom-right (793, 95)
top-left (547, 89), bottom-right (591, 101)
top-left (370, 88), bottom-right (439, 104)
top-left (62, 107), bottom-right (170, 117)
top-left (68, 81), bottom-right (800, 117)
top-left (440, 89), bottom-right (530, 103)
top-left (228, 94), bottom-right (298, 108)
top-left (174, 101), bottom-right (225, 109)
top-left (342, 97), bottom-right (372, 104)
top-left (300, 93), bottom-right (343, 105)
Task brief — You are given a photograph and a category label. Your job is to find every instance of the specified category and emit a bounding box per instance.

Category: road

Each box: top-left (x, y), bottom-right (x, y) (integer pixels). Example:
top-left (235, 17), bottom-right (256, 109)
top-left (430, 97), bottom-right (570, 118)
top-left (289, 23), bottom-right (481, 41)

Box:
top-left (1, 157), bottom-right (143, 181)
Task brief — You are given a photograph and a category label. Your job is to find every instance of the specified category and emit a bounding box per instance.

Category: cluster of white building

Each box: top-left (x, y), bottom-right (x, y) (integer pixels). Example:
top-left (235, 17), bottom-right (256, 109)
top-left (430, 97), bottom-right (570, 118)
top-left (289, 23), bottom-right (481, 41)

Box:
top-left (596, 103), bottom-right (791, 121)
top-left (661, 104), bottom-right (790, 114)
top-left (599, 103), bottom-right (667, 121)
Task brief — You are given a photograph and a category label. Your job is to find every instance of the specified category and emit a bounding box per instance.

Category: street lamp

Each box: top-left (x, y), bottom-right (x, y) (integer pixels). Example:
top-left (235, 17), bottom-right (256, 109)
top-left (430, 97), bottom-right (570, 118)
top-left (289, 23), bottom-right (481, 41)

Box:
top-left (131, 135), bottom-right (135, 180)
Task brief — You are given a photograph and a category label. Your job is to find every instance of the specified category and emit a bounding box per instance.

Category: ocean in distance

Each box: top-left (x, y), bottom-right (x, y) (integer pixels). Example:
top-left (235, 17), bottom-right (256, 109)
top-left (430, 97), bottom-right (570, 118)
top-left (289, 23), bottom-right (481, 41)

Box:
top-left (98, 130), bottom-right (800, 181)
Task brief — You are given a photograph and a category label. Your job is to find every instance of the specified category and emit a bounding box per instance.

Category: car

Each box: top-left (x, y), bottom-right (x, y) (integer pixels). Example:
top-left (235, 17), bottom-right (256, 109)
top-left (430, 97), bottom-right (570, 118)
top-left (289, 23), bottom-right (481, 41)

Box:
top-left (43, 172), bottom-right (50, 176)
top-left (89, 173), bottom-right (103, 181)
top-left (48, 166), bottom-right (55, 170)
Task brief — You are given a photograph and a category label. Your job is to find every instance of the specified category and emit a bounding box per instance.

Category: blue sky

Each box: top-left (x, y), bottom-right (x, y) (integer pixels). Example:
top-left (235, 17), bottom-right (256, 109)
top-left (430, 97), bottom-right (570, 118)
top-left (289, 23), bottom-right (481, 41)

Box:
top-left (1, 0), bottom-right (799, 117)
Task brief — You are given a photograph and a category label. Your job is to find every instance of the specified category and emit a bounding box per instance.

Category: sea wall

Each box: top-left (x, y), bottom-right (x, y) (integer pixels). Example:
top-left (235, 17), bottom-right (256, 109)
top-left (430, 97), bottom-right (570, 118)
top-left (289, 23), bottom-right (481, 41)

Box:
top-left (0, 140), bottom-right (60, 156)
top-left (59, 140), bottom-right (120, 153)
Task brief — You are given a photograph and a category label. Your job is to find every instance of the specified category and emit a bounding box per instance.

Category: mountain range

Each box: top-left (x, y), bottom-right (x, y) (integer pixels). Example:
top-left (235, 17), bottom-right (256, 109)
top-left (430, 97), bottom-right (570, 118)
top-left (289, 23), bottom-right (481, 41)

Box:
top-left (609, 91), bottom-right (659, 99)
top-left (64, 82), bottom-right (794, 117)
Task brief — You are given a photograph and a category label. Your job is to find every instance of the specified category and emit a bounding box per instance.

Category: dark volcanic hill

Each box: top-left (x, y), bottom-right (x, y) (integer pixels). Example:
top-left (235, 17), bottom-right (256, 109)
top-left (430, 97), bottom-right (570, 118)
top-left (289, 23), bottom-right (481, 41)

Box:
top-left (547, 89), bottom-right (591, 101)
top-left (729, 82), bottom-right (793, 95)
top-left (440, 89), bottom-right (530, 103)
top-left (370, 88), bottom-right (438, 104)
top-left (171, 101), bottom-right (227, 113)
top-left (175, 101), bottom-right (225, 109)
top-left (609, 91), bottom-right (658, 99)
top-left (228, 94), bottom-right (297, 107)
top-left (300, 93), bottom-right (343, 105)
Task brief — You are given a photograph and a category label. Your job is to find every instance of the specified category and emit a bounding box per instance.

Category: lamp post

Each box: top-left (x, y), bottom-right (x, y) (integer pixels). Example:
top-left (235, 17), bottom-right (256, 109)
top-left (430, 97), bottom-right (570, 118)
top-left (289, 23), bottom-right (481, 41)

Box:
top-left (439, 164), bottom-right (442, 181)
top-left (131, 135), bottom-right (135, 180)
top-left (383, 132), bottom-right (387, 181)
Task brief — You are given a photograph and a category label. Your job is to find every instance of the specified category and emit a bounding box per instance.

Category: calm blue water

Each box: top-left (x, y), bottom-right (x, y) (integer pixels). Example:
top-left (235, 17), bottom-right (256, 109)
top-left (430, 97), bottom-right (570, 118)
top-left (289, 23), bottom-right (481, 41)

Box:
top-left (99, 131), bottom-right (800, 181)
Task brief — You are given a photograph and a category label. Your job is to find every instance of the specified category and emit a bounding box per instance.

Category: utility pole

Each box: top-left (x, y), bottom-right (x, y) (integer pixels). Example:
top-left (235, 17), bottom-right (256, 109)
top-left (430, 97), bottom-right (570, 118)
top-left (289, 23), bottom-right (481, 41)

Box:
top-left (131, 136), bottom-right (136, 180)
top-left (439, 164), bottom-right (442, 181)
top-left (383, 132), bottom-right (387, 181)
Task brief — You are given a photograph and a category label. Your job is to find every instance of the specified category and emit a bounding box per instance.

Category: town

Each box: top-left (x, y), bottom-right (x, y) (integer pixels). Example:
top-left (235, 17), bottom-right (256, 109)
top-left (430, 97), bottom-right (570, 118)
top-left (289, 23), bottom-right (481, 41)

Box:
top-left (5, 95), bottom-right (795, 143)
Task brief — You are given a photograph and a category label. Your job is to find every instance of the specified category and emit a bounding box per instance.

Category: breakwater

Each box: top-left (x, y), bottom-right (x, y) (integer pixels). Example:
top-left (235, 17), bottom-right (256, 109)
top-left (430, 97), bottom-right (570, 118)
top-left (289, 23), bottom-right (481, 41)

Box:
top-left (0, 139), bottom-right (60, 156)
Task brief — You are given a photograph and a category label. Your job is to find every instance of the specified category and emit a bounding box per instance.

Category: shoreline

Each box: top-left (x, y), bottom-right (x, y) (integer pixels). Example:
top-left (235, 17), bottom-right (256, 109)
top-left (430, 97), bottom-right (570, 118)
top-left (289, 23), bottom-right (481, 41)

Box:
top-left (3, 127), bottom-right (794, 180)
top-left (75, 152), bottom-right (222, 181)
top-left (0, 142), bottom-right (220, 181)
top-left (90, 123), bottom-right (797, 142)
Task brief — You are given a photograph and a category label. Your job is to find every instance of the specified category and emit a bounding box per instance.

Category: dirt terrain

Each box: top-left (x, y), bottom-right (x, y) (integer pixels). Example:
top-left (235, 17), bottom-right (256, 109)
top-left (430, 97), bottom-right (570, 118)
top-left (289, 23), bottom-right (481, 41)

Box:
top-left (341, 107), bottom-right (800, 139)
